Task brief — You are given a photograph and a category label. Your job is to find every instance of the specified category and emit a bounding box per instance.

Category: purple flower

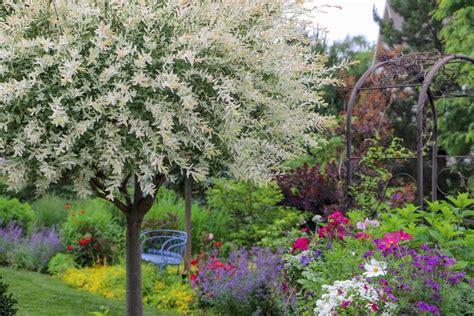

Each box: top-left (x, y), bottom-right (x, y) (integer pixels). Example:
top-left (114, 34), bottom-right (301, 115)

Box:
top-left (399, 283), bottom-right (411, 291)
top-left (425, 279), bottom-right (441, 291)
top-left (0, 223), bottom-right (61, 272)
top-left (383, 286), bottom-right (392, 293)
top-left (447, 272), bottom-right (465, 285)
top-left (420, 244), bottom-right (431, 251)
top-left (362, 251), bottom-right (374, 259)
top-left (300, 255), bottom-right (310, 267)
top-left (416, 301), bottom-right (440, 315)
top-left (192, 247), bottom-right (293, 312)
top-left (388, 293), bottom-right (398, 301)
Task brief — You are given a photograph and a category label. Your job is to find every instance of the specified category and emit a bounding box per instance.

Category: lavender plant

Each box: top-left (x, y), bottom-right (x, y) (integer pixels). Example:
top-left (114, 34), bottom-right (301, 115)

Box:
top-left (191, 247), bottom-right (293, 315)
top-left (0, 223), bottom-right (62, 272)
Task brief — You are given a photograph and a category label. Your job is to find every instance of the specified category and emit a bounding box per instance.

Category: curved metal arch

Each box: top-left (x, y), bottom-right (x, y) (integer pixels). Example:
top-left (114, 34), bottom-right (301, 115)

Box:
top-left (345, 60), bottom-right (437, 206)
top-left (416, 54), bottom-right (474, 206)
top-left (345, 60), bottom-right (390, 201)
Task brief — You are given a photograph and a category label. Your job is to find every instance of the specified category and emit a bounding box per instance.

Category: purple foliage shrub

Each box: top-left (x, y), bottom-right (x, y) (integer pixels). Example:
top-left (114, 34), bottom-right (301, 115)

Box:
top-left (275, 163), bottom-right (338, 214)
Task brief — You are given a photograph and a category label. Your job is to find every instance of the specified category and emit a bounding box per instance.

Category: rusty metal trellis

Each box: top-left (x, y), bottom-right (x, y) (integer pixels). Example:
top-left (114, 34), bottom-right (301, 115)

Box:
top-left (345, 53), bottom-right (474, 208)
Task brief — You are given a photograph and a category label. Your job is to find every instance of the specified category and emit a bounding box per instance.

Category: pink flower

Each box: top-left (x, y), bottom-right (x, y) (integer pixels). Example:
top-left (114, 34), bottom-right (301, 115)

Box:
top-left (317, 226), bottom-right (328, 238)
top-left (292, 237), bottom-right (310, 253)
top-left (398, 230), bottom-right (412, 241)
top-left (374, 230), bottom-right (412, 251)
top-left (356, 218), bottom-right (380, 230)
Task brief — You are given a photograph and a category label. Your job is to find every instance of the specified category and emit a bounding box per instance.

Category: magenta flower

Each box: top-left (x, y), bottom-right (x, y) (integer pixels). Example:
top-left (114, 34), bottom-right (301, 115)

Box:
top-left (291, 237), bottom-right (309, 253)
top-left (355, 232), bottom-right (371, 239)
top-left (340, 300), bottom-right (350, 308)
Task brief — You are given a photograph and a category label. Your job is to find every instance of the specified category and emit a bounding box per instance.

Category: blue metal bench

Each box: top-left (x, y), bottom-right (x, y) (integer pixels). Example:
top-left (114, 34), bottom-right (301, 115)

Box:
top-left (140, 229), bottom-right (187, 272)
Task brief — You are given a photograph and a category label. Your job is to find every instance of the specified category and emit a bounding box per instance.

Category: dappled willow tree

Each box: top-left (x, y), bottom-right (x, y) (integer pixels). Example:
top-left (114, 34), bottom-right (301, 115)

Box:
top-left (0, 0), bottom-right (342, 314)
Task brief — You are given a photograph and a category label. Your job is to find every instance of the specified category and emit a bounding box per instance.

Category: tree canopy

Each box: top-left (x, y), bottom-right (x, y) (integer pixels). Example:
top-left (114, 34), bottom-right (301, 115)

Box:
top-left (0, 0), bottom-right (340, 202)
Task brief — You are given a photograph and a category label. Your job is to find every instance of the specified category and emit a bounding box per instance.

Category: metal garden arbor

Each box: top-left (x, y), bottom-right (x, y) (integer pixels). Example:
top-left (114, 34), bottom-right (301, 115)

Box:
top-left (345, 52), bottom-right (474, 208)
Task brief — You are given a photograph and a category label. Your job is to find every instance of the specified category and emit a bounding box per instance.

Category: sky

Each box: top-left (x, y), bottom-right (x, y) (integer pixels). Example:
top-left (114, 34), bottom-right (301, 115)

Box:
top-left (308, 0), bottom-right (387, 44)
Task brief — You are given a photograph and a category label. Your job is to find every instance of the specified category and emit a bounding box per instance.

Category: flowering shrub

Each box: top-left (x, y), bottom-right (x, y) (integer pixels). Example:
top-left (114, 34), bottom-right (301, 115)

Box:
top-left (314, 278), bottom-right (397, 315)
top-left (283, 210), bottom-right (473, 315)
top-left (0, 222), bottom-right (62, 272)
top-left (61, 207), bottom-right (123, 266)
top-left (191, 247), bottom-right (292, 315)
top-left (62, 264), bottom-right (194, 313)
top-left (317, 211), bottom-right (349, 239)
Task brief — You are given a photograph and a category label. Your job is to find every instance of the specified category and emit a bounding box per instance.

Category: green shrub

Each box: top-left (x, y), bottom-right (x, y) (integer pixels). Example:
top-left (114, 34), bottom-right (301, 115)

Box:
top-left (0, 196), bottom-right (34, 231)
top-left (48, 253), bottom-right (77, 276)
top-left (32, 195), bottom-right (120, 227)
top-left (31, 194), bottom-right (69, 227)
top-left (0, 275), bottom-right (17, 316)
top-left (61, 207), bottom-right (123, 266)
top-left (206, 178), bottom-right (305, 248)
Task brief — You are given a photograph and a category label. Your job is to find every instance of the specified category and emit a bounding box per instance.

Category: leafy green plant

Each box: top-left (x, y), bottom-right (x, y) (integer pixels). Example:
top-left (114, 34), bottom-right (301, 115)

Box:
top-left (350, 137), bottom-right (413, 213)
top-left (0, 197), bottom-right (34, 231)
top-left (379, 193), bottom-right (474, 263)
top-left (0, 275), bottom-right (17, 316)
top-left (48, 253), bottom-right (77, 276)
top-left (206, 179), bottom-right (303, 247)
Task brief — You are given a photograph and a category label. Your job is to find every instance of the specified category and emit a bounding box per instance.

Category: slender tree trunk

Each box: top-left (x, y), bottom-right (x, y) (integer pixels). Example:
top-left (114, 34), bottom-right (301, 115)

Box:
top-left (125, 209), bottom-right (144, 316)
top-left (184, 177), bottom-right (192, 272)
top-left (93, 173), bottom-right (165, 316)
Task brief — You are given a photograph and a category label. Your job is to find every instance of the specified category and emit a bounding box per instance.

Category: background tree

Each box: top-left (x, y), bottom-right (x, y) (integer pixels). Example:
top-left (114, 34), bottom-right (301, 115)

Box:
top-left (374, 0), bottom-right (443, 52)
top-left (434, 1), bottom-right (474, 155)
top-left (0, 1), bottom-right (340, 314)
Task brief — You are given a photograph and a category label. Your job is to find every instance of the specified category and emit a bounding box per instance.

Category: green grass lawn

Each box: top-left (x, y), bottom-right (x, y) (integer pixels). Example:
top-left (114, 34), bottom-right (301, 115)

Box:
top-left (0, 267), bottom-right (177, 316)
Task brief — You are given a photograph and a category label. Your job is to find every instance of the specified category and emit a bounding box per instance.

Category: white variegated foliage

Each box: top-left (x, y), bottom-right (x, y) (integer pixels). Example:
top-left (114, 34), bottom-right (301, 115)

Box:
top-left (0, 0), bottom-right (341, 199)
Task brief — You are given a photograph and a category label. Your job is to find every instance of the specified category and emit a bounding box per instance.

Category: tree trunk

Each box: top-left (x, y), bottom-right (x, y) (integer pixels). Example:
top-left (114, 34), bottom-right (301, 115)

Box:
top-left (125, 210), bottom-right (144, 316)
top-left (184, 177), bottom-right (192, 272)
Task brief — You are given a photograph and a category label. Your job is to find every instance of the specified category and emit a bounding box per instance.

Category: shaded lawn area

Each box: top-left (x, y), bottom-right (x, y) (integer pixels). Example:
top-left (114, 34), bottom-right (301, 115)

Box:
top-left (0, 267), bottom-right (179, 316)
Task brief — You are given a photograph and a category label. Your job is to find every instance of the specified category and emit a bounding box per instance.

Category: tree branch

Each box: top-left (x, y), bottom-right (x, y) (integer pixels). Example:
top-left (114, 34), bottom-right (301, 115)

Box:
top-left (90, 178), bottom-right (128, 212)
top-left (134, 174), bottom-right (167, 216)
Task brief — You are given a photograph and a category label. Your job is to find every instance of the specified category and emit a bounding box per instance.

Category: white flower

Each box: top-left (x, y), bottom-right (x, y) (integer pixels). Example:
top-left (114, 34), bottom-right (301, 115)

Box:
top-left (363, 259), bottom-right (387, 277)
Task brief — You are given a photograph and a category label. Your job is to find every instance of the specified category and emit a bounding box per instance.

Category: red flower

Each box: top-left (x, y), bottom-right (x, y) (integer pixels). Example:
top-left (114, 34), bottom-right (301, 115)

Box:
top-left (79, 238), bottom-right (92, 246)
top-left (355, 232), bottom-right (371, 240)
top-left (291, 237), bottom-right (309, 253)
top-left (190, 273), bottom-right (198, 281)
top-left (64, 203), bottom-right (71, 210)
top-left (191, 258), bottom-right (199, 266)
top-left (214, 241), bottom-right (222, 248)
top-left (67, 245), bottom-right (73, 251)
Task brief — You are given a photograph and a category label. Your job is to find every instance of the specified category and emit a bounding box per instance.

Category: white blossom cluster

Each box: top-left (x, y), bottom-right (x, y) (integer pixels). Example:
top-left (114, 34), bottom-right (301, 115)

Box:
top-left (0, 0), bottom-right (341, 199)
top-left (314, 278), bottom-right (397, 316)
